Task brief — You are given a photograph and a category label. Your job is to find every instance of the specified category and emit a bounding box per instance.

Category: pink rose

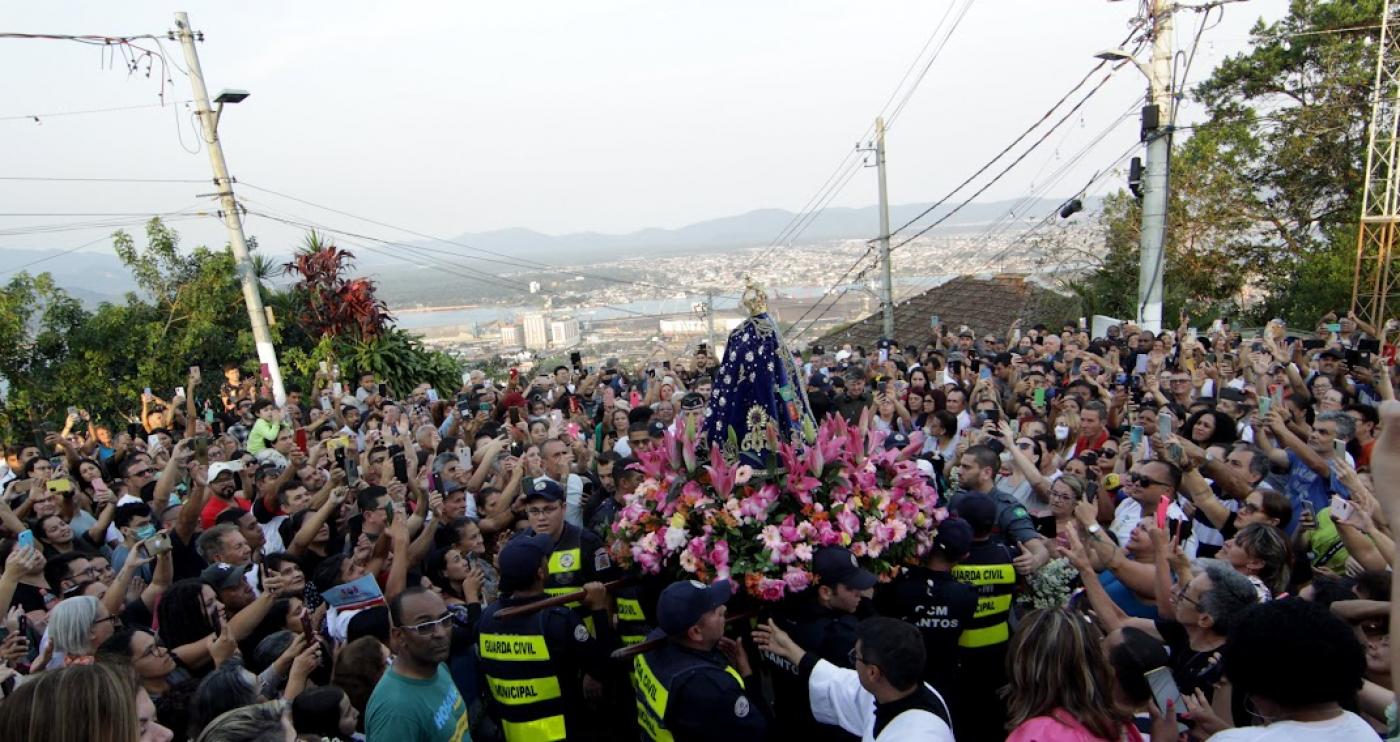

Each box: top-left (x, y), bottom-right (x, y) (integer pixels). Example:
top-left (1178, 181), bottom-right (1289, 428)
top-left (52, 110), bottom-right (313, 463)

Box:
top-left (782, 567), bottom-right (812, 593)
top-left (757, 577), bottom-right (787, 602)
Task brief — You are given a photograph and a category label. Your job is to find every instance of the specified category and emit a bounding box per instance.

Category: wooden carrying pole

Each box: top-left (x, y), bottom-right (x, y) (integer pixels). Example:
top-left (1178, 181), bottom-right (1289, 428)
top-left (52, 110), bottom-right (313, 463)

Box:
top-left (491, 578), bottom-right (634, 621)
top-left (609, 610), bottom-right (756, 661)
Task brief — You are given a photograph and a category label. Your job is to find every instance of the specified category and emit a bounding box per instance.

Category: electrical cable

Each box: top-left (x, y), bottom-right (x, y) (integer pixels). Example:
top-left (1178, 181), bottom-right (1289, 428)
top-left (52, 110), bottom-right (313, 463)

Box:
top-left (0, 232), bottom-right (122, 278)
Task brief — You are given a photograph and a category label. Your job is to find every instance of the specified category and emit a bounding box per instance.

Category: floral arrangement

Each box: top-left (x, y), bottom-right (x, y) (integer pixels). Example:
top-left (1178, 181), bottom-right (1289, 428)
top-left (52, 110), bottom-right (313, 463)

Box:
top-left (1017, 557), bottom-right (1077, 610)
top-left (607, 414), bottom-right (947, 601)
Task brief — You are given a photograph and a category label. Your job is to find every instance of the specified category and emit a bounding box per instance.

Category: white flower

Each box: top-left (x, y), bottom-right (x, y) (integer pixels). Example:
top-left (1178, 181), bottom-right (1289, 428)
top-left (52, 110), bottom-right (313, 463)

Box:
top-left (663, 525), bottom-right (690, 553)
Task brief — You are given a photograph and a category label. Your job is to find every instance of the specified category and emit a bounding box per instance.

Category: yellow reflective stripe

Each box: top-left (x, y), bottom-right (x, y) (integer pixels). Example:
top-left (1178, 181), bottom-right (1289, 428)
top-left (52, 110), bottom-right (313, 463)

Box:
top-left (622, 634), bottom-right (648, 647)
top-left (542, 587), bottom-right (581, 610)
top-left (952, 564), bottom-right (1017, 585)
top-left (485, 675), bottom-right (562, 706)
top-left (548, 548), bottom-right (581, 574)
top-left (637, 701), bottom-right (674, 742)
top-left (725, 665), bottom-right (745, 690)
top-left (583, 615), bottom-right (596, 637)
top-left (972, 593), bottom-right (1013, 619)
top-left (634, 655), bottom-right (669, 719)
top-left (617, 597), bottom-right (645, 621)
top-left (500, 714), bottom-right (567, 742)
top-left (958, 621), bottom-right (1010, 648)
top-left (480, 633), bottom-right (552, 661)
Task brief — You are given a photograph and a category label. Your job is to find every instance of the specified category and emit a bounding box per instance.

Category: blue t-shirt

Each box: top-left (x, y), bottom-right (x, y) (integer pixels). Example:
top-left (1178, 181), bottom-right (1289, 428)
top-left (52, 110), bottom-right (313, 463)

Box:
top-left (1283, 451), bottom-right (1349, 535)
top-left (1099, 569), bottom-right (1159, 620)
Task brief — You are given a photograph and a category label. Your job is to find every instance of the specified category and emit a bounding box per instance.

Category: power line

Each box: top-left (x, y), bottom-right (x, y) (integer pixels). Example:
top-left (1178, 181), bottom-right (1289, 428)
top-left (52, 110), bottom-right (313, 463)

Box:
top-left (0, 175), bottom-right (206, 183)
top-left (740, 0), bottom-right (973, 276)
top-left (0, 233), bottom-right (119, 278)
top-left (885, 0), bottom-right (975, 127)
top-left (0, 100), bottom-right (194, 123)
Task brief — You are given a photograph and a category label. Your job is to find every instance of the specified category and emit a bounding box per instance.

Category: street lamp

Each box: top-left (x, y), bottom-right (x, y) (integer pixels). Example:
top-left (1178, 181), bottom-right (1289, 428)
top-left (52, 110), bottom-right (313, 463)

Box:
top-left (1092, 49), bottom-right (1150, 77)
top-left (213, 88), bottom-right (249, 128)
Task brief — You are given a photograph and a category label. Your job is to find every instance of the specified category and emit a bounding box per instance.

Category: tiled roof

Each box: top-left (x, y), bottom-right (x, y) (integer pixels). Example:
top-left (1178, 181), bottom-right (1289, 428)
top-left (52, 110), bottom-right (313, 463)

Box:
top-left (811, 274), bottom-right (1079, 350)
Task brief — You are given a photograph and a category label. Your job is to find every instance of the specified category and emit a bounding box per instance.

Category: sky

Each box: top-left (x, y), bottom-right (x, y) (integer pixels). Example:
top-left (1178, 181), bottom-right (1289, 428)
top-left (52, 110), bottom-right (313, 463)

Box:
top-left (0, 0), bottom-right (1291, 258)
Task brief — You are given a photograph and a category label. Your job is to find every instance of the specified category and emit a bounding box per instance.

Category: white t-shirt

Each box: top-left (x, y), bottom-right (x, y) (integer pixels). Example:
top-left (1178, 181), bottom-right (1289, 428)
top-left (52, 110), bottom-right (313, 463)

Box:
top-left (1110, 497), bottom-right (1186, 546)
top-left (1206, 710), bottom-right (1373, 741)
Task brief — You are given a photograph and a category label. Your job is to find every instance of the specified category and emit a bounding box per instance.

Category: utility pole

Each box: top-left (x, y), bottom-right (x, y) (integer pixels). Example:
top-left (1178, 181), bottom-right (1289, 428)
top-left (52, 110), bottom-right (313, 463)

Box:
top-left (1137, 0), bottom-right (1174, 333)
top-left (873, 118), bottom-right (894, 338)
top-left (705, 289), bottom-right (717, 352)
top-left (174, 12), bottom-right (285, 405)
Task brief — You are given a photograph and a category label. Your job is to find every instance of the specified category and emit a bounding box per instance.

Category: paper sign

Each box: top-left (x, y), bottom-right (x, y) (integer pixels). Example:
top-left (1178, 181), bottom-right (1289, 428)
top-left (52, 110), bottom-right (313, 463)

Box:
top-left (319, 573), bottom-right (384, 612)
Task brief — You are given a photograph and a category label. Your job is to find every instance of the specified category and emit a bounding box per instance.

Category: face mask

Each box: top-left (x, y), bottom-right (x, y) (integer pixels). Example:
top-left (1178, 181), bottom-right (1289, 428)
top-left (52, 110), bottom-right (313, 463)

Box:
top-left (133, 523), bottom-right (158, 541)
top-left (1054, 425), bottom-right (1070, 441)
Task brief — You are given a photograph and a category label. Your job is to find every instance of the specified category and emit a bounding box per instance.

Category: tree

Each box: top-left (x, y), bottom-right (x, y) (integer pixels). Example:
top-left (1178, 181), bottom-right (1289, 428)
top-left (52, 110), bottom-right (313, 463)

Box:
top-left (1076, 0), bottom-right (1382, 326)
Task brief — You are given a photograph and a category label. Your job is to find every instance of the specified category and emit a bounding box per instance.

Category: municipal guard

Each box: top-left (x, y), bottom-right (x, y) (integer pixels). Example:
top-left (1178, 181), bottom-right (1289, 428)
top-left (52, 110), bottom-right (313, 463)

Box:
top-left (873, 516), bottom-right (978, 699)
top-left (760, 546), bottom-right (870, 741)
top-left (477, 532), bottom-right (610, 741)
top-left (523, 478), bottom-right (616, 635)
top-left (949, 492), bottom-right (1017, 742)
top-left (633, 579), bottom-right (770, 742)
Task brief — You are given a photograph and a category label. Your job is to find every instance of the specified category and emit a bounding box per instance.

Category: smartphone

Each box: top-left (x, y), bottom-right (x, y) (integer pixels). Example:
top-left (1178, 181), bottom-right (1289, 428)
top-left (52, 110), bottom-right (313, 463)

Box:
top-left (979, 366), bottom-right (993, 381)
top-left (569, 396), bottom-right (581, 415)
top-left (383, 499), bottom-right (395, 525)
top-left (1325, 323), bottom-right (1343, 333)
top-left (1158, 412), bottom-right (1172, 436)
top-left (1258, 396), bottom-right (1272, 416)
top-left (205, 407), bottom-right (216, 424)
top-left (16, 530), bottom-right (34, 550)
top-left (425, 389), bottom-right (439, 402)
top-left (16, 613), bottom-right (28, 640)
top-left (1033, 388), bottom-right (1046, 407)
top-left (1331, 494), bottom-right (1354, 522)
top-left (46, 478), bottom-right (73, 494)
top-left (629, 391), bottom-right (642, 408)
top-left (879, 348), bottom-right (889, 364)
top-left (145, 531), bottom-right (172, 557)
top-left (1300, 498), bottom-right (1315, 520)
top-left (1134, 354), bottom-right (1150, 374)
top-left (1334, 439), bottom-right (1347, 459)
top-left (320, 396), bottom-right (332, 411)
top-left (1145, 667), bottom-right (1190, 732)
top-left (950, 360), bottom-right (963, 376)
top-left (1302, 339), bottom-right (1326, 350)
top-left (144, 386), bottom-right (153, 396)
top-left (566, 422), bottom-right (580, 439)
top-left (194, 437), bottom-right (210, 465)
top-left (392, 453), bottom-right (409, 484)
top-left (478, 402), bottom-right (492, 413)
top-left (1156, 498), bottom-right (1170, 529)
top-left (301, 610), bottom-right (317, 646)
top-left (344, 458), bottom-right (360, 486)
top-left (319, 361), bottom-right (329, 374)
top-left (570, 351), bottom-right (582, 372)
top-left (377, 383), bottom-right (388, 398)
top-left (294, 429), bottom-right (308, 455)
top-left (331, 381), bottom-right (343, 397)
top-left (175, 386), bottom-right (186, 400)
top-left (1130, 425), bottom-right (1144, 447)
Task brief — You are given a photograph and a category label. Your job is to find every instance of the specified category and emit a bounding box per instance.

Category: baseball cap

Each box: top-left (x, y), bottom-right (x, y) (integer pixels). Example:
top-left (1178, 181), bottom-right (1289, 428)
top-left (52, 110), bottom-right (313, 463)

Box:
top-left (933, 518), bottom-right (973, 559)
top-left (958, 328), bottom-right (975, 338)
top-left (524, 478), bottom-right (565, 502)
top-left (883, 432), bottom-right (910, 451)
top-left (680, 393), bottom-right (705, 411)
top-left (952, 492), bottom-right (998, 534)
top-left (1318, 348), bottom-right (1344, 360)
top-left (647, 420), bottom-right (667, 439)
top-left (208, 460), bottom-right (241, 481)
top-left (835, 349), bottom-right (852, 361)
top-left (656, 579), bottom-right (733, 635)
top-left (497, 532), bottom-right (554, 583)
top-left (812, 547), bottom-right (877, 590)
top-left (200, 562), bottom-right (249, 590)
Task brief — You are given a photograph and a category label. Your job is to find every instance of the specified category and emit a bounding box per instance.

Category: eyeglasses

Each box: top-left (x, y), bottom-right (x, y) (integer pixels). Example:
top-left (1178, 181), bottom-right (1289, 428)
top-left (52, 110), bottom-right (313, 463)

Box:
top-left (137, 639), bottom-right (167, 661)
top-left (1173, 587), bottom-right (1202, 610)
top-left (525, 506), bottom-right (561, 517)
top-left (1131, 473), bottom-right (1169, 489)
top-left (128, 468), bottom-right (152, 478)
top-left (847, 647), bottom-right (863, 665)
top-left (399, 613), bottom-right (453, 636)
top-left (1240, 502), bottom-right (1261, 514)
top-left (93, 614), bottom-right (123, 630)
top-left (1049, 490), bottom-right (1078, 502)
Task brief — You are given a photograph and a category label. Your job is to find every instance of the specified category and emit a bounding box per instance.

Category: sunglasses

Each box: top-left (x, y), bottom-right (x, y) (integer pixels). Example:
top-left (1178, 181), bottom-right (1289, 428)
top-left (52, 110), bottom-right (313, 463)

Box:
top-left (1131, 473), bottom-right (1169, 489)
top-left (399, 613), bottom-right (453, 636)
top-left (1098, 448), bottom-right (1117, 458)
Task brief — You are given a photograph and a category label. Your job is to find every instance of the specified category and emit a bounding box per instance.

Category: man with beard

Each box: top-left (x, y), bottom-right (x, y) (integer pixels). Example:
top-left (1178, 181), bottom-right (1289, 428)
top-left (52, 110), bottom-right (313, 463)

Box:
top-left (367, 586), bottom-right (470, 740)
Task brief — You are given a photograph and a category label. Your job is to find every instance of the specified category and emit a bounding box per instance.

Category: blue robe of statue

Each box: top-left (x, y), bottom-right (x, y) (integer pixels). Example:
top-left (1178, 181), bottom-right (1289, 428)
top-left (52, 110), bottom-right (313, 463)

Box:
top-left (702, 311), bottom-right (815, 463)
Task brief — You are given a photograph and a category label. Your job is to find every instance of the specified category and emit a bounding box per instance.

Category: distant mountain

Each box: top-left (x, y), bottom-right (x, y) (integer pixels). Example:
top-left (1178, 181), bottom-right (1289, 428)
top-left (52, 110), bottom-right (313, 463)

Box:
top-left (353, 197), bottom-right (1083, 268)
top-left (0, 249), bottom-right (137, 305)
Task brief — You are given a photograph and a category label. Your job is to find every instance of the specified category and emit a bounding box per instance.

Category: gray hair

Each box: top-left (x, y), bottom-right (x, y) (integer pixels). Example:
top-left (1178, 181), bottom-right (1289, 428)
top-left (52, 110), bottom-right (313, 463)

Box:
top-left (1316, 411), bottom-right (1356, 440)
top-left (196, 523), bottom-right (240, 563)
top-left (1231, 444), bottom-right (1271, 483)
top-left (1198, 559), bottom-right (1260, 636)
top-left (49, 596), bottom-right (100, 656)
top-left (195, 700), bottom-right (288, 742)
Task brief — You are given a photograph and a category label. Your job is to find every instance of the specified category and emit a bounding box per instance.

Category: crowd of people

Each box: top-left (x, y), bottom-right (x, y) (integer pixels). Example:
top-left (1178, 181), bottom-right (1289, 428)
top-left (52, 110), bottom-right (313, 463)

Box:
top-left (0, 310), bottom-right (1397, 741)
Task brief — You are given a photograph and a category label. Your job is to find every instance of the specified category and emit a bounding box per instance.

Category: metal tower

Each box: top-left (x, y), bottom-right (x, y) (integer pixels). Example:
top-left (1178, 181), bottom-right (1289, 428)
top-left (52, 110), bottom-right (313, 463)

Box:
top-left (1352, 0), bottom-right (1400, 335)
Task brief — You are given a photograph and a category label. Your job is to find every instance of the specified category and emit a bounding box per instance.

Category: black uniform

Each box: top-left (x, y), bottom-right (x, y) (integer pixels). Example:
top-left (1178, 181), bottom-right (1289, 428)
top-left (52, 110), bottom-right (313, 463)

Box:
top-left (874, 564), bottom-right (978, 696)
top-left (951, 538), bottom-right (1017, 742)
top-left (759, 597), bottom-right (860, 741)
top-left (634, 642), bottom-right (770, 742)
top-left (531, 523), bottom-right (616, 636)
top-left (476, 593), bottom-right (609, 742)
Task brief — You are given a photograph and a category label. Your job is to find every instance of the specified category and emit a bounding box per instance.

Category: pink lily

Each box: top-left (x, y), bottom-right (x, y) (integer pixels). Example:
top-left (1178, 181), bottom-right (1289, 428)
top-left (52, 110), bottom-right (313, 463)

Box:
top-left (704, 444), bottom-right (738, 500)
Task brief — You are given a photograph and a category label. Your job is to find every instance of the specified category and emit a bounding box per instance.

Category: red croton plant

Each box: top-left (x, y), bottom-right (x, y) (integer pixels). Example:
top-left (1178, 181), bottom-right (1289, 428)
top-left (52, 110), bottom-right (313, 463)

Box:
top-left (282, 232), bottom-right (392, 341)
